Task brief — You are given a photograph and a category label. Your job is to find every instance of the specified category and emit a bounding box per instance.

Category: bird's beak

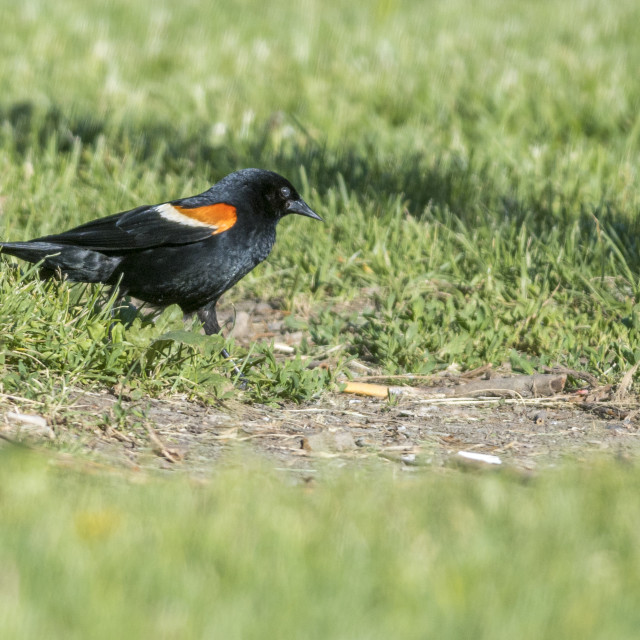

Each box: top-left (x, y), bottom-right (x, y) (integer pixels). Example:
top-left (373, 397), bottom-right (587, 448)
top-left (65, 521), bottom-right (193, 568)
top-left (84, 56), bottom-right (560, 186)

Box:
top-left (286, 198), bottom-right (323, 221)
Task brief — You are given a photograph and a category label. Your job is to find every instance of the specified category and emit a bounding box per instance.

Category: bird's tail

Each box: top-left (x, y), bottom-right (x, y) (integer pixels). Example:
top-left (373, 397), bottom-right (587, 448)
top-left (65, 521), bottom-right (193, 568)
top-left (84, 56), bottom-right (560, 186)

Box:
top-left (0, 241), bottom-right (121, 283)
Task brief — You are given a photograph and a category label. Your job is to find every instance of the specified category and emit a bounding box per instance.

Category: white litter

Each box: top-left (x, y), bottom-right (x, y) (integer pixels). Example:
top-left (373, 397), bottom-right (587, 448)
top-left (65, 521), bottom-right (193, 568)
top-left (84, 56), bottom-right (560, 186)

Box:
top-left (273, 343), bottom-right (295, 354)
top-left (457, 451), bottom-right (502, 465)
top-left (6, 411), bottom-right (54, 439)
top-left (6, 412), bottom-right (48, 428)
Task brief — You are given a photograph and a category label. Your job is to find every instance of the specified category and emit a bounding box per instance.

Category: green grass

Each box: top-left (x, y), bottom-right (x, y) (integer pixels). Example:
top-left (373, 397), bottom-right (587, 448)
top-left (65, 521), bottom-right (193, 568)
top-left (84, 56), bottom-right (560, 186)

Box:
top-left (2, 0), bottom-right (640, 400)
top-left (3, 3), bottom-right (640, 636)
top-left (2, 449), bottom-right (640, 639)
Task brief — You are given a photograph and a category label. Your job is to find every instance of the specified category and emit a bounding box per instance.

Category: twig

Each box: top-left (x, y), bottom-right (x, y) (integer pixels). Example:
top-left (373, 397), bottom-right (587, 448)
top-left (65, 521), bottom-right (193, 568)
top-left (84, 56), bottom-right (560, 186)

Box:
top-left (459, 364), bottom-right (493, 379)
top-left (613, 363), bottom-right (640, 403)
top-left (0, 393), bottom-right (45, 405)
top-left (542, 366), bottom-right (599, 387)
top-left (412, 397), bottom-right (566, 406)
top-left (350, 373), bottom-right (439, 382)
top-left (579, 403), bottom-right (632, 420)
top-left (146, 426), bottom-right (181, 463)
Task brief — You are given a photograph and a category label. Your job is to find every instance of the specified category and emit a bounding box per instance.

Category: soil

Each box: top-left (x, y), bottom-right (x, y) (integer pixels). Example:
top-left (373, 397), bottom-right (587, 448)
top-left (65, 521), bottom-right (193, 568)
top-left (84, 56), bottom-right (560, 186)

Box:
top-left (2, 300), bottom-right (639, 475)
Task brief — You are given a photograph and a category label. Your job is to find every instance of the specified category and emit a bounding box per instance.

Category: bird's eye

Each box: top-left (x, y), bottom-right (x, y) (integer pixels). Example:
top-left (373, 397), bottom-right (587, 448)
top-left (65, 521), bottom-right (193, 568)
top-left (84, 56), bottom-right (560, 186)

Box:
top-left (280, 187), bottom-right (291, 199)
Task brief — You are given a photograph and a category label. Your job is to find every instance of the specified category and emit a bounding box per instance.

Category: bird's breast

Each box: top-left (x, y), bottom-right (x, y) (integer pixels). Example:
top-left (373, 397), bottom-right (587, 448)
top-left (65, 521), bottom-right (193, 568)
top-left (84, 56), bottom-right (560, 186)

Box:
top-left (114, 224), bottom-right (277, 312)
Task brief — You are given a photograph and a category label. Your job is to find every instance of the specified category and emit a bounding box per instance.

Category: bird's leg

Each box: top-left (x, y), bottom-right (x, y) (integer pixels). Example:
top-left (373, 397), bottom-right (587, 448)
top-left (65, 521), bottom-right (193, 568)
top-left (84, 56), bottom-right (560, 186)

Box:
top-left (111, 293), bottom-right (131, 319)
top-left (106, 286), bottom-right (131, 338)
top-left (197, 300), bottom-right (246, 382)
top-left (106, 280), bottom-right (134, 321)
top-left (106, 286), bottom-right (140, 339)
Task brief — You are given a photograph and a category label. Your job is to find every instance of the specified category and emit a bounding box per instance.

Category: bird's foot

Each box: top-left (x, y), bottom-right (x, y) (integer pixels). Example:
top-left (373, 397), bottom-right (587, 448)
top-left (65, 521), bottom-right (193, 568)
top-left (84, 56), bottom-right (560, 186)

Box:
top-left (221, 348), bottom-right (249, 389)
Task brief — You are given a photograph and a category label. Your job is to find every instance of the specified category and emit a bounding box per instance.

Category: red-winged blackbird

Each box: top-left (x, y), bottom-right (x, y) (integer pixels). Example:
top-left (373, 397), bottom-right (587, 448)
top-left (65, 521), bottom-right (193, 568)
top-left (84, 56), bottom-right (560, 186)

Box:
top-left (1, 168), bottom-right (322, 344)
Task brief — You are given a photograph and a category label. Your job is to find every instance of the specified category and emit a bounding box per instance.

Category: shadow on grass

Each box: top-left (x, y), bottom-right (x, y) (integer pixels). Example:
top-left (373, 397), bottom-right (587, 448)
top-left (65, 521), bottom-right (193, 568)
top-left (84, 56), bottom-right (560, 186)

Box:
top-left (3, 101), bottom-right (640, 272)
top-left (2, 101), bottom-right (477, 209)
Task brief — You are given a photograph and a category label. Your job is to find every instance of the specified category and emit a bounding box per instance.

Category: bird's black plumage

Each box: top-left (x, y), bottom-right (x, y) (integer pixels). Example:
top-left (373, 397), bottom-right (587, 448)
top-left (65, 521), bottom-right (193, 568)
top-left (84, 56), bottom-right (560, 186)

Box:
top-left (1, 168), bottom-right (322, 336)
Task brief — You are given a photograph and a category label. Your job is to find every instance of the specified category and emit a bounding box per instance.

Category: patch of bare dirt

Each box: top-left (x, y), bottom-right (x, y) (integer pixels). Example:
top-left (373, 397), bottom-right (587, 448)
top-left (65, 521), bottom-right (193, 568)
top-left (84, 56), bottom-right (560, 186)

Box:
top-left (2, 299), bottom-right (639, 474)
top-left (2, 388), bottom-right (639, 476)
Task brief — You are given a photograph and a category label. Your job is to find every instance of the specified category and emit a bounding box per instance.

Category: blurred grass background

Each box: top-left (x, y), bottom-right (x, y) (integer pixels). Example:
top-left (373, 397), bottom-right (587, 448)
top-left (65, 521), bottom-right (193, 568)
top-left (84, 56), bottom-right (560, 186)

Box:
top-left (2, 1), bottom-right (640, 635)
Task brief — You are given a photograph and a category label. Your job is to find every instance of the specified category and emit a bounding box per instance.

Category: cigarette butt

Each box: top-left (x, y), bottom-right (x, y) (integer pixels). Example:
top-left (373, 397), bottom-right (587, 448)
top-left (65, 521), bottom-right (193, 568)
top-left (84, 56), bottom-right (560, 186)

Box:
top-left (343, 382), bottom-right (389, 398)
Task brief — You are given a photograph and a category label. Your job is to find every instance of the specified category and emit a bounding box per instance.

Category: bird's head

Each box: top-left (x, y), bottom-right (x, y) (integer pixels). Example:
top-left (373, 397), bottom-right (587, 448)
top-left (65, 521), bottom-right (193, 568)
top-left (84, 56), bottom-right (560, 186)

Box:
top-left (215, 168), bottom-right (323, 225)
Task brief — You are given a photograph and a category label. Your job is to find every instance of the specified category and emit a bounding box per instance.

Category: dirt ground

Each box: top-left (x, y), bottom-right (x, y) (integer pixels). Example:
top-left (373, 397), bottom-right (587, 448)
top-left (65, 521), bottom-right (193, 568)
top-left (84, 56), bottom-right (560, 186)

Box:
top-left (2, 300), bottom-right (639, 475)
top-left (24, 388), bottom-right (636, 474)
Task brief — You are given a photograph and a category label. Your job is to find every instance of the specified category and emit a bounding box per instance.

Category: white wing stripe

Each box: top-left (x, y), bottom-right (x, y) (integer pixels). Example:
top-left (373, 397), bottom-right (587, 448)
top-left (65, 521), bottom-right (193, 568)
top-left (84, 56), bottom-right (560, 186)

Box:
top-left (155, 203), bottom-right (218, 229)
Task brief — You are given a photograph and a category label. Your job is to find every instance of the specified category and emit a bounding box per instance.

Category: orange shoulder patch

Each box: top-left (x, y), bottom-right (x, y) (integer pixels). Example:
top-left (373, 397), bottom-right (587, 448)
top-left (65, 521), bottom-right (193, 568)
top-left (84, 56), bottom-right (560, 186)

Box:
top-left (174, 203), bottom-right (237, 234)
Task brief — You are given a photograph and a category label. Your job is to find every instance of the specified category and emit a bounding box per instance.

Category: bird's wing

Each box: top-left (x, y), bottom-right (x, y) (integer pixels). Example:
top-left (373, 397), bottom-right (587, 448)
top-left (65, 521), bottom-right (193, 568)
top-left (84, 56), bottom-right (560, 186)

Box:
top-left (34, 200), bottom-right (238, 252)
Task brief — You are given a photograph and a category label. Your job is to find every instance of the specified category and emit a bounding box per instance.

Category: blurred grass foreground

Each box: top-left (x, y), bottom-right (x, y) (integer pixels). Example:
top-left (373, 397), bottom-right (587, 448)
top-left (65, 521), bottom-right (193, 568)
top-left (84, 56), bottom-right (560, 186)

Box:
top-left (2, 450), bottom-right (640, 639)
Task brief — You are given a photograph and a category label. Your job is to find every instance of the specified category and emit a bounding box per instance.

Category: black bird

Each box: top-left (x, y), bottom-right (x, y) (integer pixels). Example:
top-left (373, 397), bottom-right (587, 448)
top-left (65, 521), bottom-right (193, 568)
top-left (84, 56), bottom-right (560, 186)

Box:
top-left (1, 168), bottom-right (322, 351)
